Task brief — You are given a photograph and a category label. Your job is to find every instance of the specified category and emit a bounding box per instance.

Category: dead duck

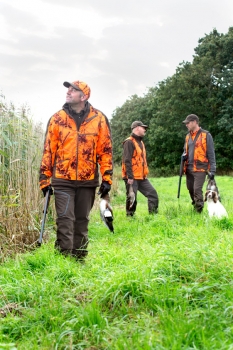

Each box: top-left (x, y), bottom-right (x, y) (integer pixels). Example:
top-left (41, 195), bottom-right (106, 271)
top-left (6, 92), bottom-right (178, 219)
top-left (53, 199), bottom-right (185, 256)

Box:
top-left (99, 195), bottom-right (114, 232)
top-left (128, 184), bottom-right (135, 209)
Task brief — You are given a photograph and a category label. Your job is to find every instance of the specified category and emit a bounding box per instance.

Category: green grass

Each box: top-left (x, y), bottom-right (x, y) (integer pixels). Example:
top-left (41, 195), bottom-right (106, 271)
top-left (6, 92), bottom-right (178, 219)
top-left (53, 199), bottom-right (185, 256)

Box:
top-left (1, 176), bottom-right (233, 349)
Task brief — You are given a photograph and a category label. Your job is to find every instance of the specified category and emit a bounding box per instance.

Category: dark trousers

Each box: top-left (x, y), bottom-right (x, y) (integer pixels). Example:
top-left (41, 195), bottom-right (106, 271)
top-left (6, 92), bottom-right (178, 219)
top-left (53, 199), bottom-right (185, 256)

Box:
top-left (186, 171), bottom-right (206, 212)
top-left (52, 180), bottom-right (96, 258)
top-left (125, 178), bottom-right (159, 216)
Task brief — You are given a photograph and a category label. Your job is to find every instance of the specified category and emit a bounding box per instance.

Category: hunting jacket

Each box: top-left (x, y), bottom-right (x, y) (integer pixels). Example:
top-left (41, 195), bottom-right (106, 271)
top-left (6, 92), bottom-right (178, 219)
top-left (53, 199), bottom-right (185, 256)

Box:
top-left (184, 127), bottom-right (216, 173)
top-left (39, 102), bottom-right (113, 189)
top-left (122, 134), bottom-right (149, 180)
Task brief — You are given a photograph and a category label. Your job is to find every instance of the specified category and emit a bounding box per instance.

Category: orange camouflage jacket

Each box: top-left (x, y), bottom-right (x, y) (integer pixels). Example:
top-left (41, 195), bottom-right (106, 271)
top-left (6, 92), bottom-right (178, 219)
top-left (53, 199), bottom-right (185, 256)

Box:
top-left (39, 104), bottom-right (113, 189)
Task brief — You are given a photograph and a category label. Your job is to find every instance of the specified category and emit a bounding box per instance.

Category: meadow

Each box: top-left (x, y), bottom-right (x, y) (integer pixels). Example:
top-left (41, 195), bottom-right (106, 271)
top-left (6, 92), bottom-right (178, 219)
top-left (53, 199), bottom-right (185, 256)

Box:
top-left (1, 175), bottom-right (233, 350)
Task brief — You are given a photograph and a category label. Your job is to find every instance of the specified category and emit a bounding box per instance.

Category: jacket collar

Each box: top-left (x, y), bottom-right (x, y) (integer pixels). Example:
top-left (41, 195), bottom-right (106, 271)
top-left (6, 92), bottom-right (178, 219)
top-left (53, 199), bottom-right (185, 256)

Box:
top-left (131, 133), bottom-right (143, 142)
top-left (63, 101), bottom-right (90, 120)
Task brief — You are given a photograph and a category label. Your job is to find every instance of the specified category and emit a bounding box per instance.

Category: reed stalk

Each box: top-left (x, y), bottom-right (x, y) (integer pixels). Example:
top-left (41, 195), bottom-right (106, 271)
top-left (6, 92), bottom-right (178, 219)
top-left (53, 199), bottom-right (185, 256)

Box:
top-left (0, 95), bottom-right (49, 260)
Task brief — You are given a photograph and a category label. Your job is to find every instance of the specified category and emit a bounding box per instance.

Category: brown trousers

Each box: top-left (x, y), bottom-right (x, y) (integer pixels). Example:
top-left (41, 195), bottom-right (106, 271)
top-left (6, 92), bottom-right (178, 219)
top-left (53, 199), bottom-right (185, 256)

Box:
top-left (186, 171), bottom-right (206, 212)
top-left (125, 178), bottom-right (159, 216)
top-left (52, 179), bottom-right (96, 258)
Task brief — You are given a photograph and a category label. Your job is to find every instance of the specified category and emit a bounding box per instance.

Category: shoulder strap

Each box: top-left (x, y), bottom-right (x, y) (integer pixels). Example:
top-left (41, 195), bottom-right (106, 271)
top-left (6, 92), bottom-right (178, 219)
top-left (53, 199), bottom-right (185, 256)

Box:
top-left (193, 128), bottom-right (202, 144)
top-left (201, 129), bottom-right (210, 152)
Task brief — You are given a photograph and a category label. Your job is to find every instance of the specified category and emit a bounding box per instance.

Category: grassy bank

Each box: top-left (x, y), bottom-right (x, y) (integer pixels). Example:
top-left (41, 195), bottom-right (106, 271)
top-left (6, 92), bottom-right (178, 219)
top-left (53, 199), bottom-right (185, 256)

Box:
top-left (1, 175), bottom-right (233, 349)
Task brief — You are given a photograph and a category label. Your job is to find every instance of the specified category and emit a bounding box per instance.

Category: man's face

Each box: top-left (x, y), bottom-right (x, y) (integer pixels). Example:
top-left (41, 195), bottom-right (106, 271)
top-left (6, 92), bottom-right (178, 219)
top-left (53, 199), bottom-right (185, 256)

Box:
top-left (66, 86), bottom-right (84, 104)
top-left (185, 120), bottom-right (197, 132)
top-left (137, 125), bottom-right (147, 137)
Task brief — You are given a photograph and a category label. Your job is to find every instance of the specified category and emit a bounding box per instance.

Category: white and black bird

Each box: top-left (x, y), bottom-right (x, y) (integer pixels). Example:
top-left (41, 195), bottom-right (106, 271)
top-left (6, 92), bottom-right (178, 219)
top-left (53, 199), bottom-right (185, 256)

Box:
top-left (99, 196), bottom-right (114, 232)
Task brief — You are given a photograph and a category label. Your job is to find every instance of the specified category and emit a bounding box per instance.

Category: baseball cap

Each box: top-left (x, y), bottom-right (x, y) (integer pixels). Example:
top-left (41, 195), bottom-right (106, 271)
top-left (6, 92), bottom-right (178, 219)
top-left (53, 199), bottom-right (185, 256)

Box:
top-left (63, 80), bottom-right (91, 99)
top-left (131, 121), bottom-right (148, 130)
top-left (182, 114), bottom-right (199, 124)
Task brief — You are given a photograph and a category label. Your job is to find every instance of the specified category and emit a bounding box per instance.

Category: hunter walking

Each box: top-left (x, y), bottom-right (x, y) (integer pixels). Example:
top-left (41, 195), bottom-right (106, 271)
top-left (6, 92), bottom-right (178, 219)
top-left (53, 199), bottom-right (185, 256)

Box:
top-left (39, 80), bottom-right (113, 261)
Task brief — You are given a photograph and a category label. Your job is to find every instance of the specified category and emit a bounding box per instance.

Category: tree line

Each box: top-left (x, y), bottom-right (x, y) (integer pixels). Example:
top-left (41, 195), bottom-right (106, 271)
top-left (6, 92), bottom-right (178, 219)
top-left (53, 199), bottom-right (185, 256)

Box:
top-left (110, 27), bottom-right (233, 175)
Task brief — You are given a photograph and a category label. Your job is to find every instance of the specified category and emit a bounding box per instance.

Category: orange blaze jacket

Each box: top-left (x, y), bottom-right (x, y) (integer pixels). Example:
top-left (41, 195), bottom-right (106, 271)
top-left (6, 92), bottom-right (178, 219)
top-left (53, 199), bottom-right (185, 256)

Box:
top-left (39, 103), bottom-right (113, 189)
top-left (122, 135), bottom-right (149, 180)
top-left (184, 128), bottom-right (216, 173)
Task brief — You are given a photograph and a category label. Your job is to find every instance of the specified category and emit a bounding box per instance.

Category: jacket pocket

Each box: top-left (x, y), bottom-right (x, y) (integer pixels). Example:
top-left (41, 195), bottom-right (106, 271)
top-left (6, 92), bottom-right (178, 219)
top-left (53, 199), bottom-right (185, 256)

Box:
top-left (196, 160), bottom-right (208, 170)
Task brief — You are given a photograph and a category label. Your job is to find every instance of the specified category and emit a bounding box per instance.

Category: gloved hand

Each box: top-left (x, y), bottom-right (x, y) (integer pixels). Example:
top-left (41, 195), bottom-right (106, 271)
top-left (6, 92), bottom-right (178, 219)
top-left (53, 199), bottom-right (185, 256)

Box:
top-left (182, 153), bottom-right (188, 161)
top-left (42, 185), bottom-right (53, 197)
top-left (98, 181), bottom-right (111, 198)
top-left (208, 172), bottom-right (215, 180)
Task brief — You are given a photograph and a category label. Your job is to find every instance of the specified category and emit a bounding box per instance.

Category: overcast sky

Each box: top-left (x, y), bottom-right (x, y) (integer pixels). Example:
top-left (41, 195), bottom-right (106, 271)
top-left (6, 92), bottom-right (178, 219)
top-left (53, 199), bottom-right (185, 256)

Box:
top-left (0, 0), bottom-right (233, 127)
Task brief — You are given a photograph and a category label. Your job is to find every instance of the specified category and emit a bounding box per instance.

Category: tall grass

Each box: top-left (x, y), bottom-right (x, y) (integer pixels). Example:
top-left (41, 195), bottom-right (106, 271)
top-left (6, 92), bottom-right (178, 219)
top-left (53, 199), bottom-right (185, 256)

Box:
top-left (0, 95), bottom-right (48, 259)
top-left (0, 174), bottom-right (233, 349)
top-left (1, 94), bottom-right (233, 348)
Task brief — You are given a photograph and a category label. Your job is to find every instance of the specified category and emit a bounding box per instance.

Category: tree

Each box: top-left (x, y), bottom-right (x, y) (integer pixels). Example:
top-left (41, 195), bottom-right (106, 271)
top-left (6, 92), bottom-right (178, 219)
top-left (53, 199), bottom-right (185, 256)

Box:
top-left (111, 27), bottom-right (233, 173)
top-left (111, 89), bottom-right (157, 164)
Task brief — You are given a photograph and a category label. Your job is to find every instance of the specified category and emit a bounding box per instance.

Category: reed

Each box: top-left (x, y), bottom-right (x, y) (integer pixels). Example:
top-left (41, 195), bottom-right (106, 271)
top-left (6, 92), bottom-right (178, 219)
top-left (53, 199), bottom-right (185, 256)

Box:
top-left (0, 96), bottom-right (49, 260)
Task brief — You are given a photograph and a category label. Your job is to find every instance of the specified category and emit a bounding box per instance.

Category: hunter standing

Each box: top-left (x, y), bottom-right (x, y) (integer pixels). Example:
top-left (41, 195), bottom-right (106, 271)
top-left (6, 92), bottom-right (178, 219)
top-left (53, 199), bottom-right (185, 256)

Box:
top-left (39, 80), bottom-right (113, 260)
top-left (122, 121), bottom-right (159, 216)
top-left (182, 114), bottom-right (216, 213)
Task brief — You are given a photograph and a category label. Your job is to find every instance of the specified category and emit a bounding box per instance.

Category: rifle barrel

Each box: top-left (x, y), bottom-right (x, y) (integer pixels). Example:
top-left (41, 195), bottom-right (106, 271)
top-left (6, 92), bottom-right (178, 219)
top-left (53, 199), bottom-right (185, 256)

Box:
top-left (177, 154), bottom-right (184, 198)
top-left (177, 176), bottom-right (182, 198)
top-left (37, 190), bottom-right (50, 246)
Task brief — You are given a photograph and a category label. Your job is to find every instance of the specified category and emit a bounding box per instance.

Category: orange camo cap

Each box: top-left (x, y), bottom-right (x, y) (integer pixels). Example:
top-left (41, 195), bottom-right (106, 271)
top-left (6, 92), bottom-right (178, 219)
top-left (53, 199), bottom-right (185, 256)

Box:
top-left (63, 80), bottom-right (91, 99)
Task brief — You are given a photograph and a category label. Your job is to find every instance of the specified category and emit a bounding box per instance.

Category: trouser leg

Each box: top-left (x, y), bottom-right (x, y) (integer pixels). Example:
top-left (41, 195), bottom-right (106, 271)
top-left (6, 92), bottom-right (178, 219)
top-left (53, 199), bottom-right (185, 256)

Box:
top-left (138, 179), bottom-right (159, 214)
top-left (72, 187), bottom-right (95, 258)
top-left (186, 171), bottom-right (206, 212)
top-left (53, 183), bottom-right (76, 255)
top-left (186, 171), bottom-right (195, 204)
top-left (193, 172), bottom-right (206, 212)
top-left (52, 180), bottom-right (95, 258)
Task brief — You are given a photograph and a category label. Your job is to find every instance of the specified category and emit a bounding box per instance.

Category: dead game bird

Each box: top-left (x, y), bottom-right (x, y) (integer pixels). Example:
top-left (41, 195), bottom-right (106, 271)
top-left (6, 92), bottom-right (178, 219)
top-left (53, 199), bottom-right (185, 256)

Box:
top-left (99, 197), bottom-right (114, 232)
top-left (206, 171), bottom-right (221, 202)
top-left (128, 184), bottom-right (135, 209)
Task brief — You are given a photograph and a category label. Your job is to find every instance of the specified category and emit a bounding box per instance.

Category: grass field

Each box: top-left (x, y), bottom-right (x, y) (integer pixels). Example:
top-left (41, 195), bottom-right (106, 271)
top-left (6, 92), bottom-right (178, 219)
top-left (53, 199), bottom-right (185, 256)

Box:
top-left (1, 175), bottom-right (233, 349)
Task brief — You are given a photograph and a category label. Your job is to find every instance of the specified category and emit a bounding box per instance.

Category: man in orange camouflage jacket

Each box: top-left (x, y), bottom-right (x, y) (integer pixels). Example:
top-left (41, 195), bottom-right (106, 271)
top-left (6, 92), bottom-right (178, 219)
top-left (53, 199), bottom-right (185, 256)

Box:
top-left (39, 80), bottom-right (113, 261)
top-left (182, 114), bottom-right (216, 213)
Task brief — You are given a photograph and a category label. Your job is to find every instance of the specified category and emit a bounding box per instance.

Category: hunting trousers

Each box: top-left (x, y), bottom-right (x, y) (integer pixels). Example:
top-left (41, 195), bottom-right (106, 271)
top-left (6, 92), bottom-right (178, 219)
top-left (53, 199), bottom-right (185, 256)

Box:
top-left (125, 178), bottom-right (159, 216)
top-left (52, 179), bottom-right (96, 259)
top-left (186, 171), bottom-right (206, 212)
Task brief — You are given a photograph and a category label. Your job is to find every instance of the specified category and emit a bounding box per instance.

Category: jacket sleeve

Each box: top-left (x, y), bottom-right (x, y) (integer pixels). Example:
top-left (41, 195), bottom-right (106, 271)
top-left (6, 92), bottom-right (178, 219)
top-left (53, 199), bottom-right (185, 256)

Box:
top-left (206, 133), bottom-right (216, 174)
top-left (39, 116), bottom-right (59, 189)
top-left (123, 139), bottom-right (135, 179)
top-left (96, 114), bottom-right (113, 184)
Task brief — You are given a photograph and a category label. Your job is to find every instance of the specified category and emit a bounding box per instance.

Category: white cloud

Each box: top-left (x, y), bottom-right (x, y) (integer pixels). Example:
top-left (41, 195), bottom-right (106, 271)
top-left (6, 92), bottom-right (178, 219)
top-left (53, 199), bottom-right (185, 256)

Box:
top-left (160, 62), bottom-right (170, 68)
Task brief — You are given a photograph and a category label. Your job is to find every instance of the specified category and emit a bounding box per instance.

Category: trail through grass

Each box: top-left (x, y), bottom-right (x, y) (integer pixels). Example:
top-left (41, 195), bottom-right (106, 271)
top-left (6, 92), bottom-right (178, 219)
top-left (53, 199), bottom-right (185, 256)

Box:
top-left (1, 176), bottom-right (233, 349)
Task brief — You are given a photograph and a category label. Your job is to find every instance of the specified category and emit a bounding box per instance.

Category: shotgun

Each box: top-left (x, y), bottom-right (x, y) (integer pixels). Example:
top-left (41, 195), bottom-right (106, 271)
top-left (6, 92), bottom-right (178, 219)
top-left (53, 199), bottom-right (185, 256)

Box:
top-left (177, 152), bottom-right (186, 198)
top-left (37, 190), bottom-right (50, 246)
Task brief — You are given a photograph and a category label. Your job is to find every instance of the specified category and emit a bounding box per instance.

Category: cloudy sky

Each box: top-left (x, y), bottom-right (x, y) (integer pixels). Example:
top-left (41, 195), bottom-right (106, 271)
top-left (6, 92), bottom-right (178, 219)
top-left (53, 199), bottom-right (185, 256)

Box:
top-left (0, 0), bottom-right (233, 127)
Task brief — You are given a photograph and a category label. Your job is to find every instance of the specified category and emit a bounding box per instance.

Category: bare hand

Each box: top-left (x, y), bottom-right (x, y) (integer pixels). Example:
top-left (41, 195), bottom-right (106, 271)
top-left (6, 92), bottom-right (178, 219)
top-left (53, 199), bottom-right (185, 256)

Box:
top-left (127, 179), bottom-right (134, 185)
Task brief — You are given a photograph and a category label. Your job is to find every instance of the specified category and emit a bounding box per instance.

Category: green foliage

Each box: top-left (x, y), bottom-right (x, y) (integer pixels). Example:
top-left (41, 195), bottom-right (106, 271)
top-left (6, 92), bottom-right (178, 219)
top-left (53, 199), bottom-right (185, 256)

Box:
top-left (111, 27), bottom-right (233, 173)
top-left (111, 89), bottom-right (157, 164)
top-left (0, 176), bottom-right (233, 349)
